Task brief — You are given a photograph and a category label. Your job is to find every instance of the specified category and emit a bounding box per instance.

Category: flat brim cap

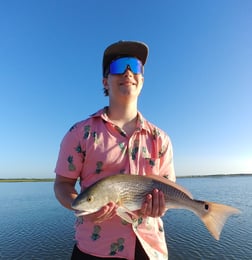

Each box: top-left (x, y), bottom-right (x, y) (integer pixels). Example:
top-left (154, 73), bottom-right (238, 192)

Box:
top-left (102, 40), bottom-right (148, 77)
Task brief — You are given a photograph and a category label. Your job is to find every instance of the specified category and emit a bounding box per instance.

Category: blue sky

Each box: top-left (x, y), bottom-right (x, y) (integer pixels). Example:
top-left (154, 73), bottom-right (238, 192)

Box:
top-left (0, 0), bottom-right (251, 178)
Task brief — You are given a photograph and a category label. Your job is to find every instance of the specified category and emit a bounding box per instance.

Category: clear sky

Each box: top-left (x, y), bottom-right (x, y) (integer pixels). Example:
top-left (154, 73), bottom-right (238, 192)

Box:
top-left (0, 0), bottom-right (251, 178)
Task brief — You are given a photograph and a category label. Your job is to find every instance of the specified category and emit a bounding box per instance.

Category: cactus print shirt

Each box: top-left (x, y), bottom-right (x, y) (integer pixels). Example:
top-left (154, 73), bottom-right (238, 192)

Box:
top-left (55, 107), bottom-right (176, 259)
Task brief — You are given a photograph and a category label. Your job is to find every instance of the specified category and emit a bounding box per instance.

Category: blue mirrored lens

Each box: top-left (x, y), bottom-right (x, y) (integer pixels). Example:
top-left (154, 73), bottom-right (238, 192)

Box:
top-left (109, 57), bottom-right (143, 75)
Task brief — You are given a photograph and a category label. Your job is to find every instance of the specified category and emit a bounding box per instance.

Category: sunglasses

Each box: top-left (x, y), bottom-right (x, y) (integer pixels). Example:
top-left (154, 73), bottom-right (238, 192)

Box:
top-left (108, 57), bottom-right (144, 76)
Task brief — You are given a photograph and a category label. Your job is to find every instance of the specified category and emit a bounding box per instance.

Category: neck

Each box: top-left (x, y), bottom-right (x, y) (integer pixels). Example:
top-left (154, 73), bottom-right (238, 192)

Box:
top-left (107, 101), bottom-right (138, 136)
top-left (107, 100), bottom-right (138, 123)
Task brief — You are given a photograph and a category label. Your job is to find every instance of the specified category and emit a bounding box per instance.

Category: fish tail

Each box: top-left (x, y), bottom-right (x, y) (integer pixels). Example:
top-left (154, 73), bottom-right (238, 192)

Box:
top-left (199, 201), bottom-right (241, 240)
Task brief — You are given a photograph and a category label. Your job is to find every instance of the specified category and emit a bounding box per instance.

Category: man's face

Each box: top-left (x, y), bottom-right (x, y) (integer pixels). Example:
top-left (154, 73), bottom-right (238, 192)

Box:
top-left (103, 68), bottom-right (144, 102)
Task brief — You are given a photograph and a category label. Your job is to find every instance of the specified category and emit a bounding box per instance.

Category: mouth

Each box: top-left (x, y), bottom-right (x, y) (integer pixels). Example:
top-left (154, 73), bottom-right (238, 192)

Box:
top-left (74, 210), bottom-right (91, 217)
top-left (120, 81), bottom-right (136, 86)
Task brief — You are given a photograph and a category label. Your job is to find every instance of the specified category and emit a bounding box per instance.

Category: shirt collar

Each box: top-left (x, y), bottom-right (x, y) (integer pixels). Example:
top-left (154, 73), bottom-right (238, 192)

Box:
top-left (90, 107), bottom-right (150, 133)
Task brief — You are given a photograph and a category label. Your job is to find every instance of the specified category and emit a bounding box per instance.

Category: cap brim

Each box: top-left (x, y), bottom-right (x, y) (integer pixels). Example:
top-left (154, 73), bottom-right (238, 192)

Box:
top-left (103, 41), bottom-right (148, 77)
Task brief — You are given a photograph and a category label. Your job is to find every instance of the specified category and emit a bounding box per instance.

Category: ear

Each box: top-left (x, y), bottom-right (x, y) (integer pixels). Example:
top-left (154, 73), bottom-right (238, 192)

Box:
top-left (141, 76), bottom-right (144, 85)
top-left (103, 78), bottom-right (109, 90)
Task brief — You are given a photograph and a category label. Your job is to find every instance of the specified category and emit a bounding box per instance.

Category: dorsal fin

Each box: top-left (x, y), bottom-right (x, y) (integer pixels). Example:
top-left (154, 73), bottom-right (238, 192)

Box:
top-left (144, 175), bottom-right (193, 199)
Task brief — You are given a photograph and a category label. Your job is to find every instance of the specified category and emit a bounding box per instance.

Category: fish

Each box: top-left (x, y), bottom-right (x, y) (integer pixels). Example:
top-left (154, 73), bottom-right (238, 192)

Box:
top-left (71, 174), bottom-right (241, 240)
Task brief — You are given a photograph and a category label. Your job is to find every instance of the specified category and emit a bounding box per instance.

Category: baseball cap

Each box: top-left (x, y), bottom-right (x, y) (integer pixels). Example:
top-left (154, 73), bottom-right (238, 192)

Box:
top-left (102, 40), bottom-right (148, 77)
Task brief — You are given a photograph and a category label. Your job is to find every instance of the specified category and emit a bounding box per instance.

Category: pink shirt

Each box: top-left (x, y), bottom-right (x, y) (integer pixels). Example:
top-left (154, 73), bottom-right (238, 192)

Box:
top-left (55, 107), bottom-right (176, 259)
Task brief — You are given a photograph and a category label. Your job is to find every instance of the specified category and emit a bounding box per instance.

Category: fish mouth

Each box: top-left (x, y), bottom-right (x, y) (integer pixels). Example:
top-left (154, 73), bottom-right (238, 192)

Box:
top-left (74, 210), bottom-right (91, 217)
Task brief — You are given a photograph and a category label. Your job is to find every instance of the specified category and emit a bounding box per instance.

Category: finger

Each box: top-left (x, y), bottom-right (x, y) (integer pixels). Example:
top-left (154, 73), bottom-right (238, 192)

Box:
top-left (85, 203), bottom-right (111, 223)
top-left (105, 202), bottom-right (118, 219)
top-left (158, 191), bottom-right (166, 216)
top-left (88, 206), bottom-right (108, 223)
top-left (140, 201), bottom-right (148, 216)
top-left (151, 189), bottom-right (160, 217)
top-left (95, 202), bottom-right (117, 222)
top-left (145, 194), bottom-right (153, 216)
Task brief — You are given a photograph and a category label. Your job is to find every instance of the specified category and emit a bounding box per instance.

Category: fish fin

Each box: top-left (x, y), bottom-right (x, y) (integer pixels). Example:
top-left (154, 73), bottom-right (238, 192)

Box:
top-left (116, 206), bottom-right (139, 223)
top-left (144, 175), bottom-right (193, 199)
top-left (199, 201), bottom-right (241, 240)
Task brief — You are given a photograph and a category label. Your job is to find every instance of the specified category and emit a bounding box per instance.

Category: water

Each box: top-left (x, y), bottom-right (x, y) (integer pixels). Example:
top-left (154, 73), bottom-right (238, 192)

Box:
top-left (0, 175), bottom-right (251, 260)
top-left (165, 176), bottom-right (252, 260)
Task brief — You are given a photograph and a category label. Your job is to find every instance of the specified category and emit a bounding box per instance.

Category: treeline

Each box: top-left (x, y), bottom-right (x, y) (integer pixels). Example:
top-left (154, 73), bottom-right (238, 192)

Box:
top-left (0, 178), bottom-right (54, 182)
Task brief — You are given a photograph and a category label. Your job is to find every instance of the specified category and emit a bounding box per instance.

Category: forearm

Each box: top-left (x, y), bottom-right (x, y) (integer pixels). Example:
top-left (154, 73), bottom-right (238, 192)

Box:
top-left (54, 175), bottom-right (78, 210)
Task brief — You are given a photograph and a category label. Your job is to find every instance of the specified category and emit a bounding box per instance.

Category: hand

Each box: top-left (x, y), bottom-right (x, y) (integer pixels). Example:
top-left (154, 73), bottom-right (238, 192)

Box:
top-left (82, 202), bottom-right (118, 224)
top-left (140, 189), bottom-right (166, 218)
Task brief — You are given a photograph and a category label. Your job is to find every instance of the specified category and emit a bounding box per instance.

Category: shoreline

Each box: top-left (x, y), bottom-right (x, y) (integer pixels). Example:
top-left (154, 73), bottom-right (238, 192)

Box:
top-left (0, 173), bottom-right (251, 183)
top-left (0, 178), bottom-right (55, 183)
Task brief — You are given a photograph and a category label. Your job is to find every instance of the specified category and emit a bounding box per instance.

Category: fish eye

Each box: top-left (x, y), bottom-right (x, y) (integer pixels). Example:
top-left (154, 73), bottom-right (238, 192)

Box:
top-left (87, 196), bottom-right (93, 202)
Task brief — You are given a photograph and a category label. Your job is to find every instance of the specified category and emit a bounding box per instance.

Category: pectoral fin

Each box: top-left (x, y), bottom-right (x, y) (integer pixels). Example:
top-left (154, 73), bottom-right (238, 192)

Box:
top-left (116, 206), bottom-right (139, 223)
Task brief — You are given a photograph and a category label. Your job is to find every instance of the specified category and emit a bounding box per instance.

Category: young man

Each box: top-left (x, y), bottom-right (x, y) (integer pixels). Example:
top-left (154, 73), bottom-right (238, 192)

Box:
top-left (54, 40), bottom-right (176, 259)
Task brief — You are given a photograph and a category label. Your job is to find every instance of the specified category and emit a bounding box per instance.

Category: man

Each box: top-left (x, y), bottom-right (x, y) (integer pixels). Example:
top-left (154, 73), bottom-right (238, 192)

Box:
top-left (54, 40), bottom-right (176, 259)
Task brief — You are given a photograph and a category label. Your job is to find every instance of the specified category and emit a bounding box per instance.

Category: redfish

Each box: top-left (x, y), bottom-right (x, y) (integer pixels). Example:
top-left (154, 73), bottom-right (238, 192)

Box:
top-left (71, 174), bottom-right (241, 240)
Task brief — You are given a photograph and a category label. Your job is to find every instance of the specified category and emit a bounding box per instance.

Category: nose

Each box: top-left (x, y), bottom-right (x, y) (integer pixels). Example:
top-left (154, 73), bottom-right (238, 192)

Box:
top-left (123, 67), bottom-right (133, 77)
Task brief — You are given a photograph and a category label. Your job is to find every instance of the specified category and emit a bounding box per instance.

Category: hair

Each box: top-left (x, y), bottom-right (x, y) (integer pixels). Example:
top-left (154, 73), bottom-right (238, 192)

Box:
top-left (103, 87), bottom-right (109, 96)
top-left (103, 66), bottom-right (109, 96)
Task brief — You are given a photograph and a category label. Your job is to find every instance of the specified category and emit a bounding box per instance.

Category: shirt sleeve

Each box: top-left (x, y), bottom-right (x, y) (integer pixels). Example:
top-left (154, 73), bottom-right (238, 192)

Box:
top-left (54, 124), bottom-right (85, 179)
top-left (159, 134), bottom-right (176, 182)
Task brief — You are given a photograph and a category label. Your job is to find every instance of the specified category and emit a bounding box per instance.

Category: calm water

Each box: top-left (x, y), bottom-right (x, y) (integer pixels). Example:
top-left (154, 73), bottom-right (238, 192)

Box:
top-left (0, 175), bottom-right (251, 260)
